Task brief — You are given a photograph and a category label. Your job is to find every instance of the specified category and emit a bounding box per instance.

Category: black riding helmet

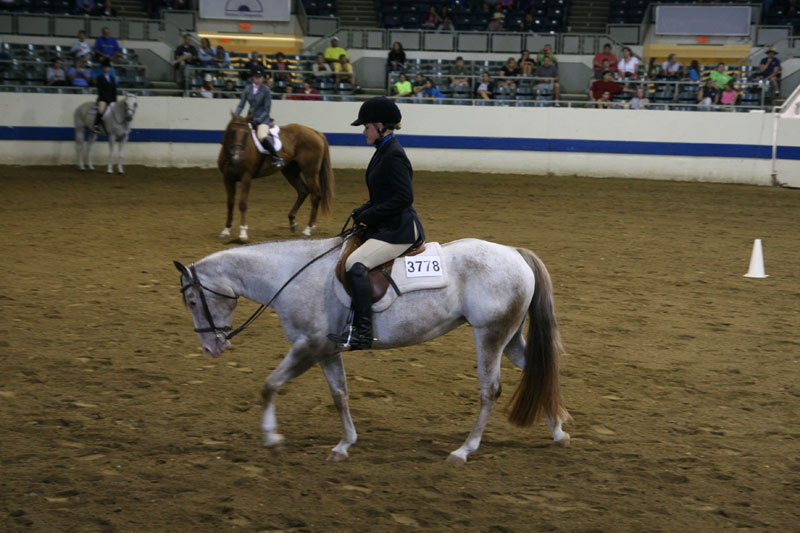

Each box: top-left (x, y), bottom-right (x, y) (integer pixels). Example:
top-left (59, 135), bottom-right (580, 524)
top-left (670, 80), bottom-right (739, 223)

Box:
top-left (251, 66), bottom-right (265, 77)
top-left (351, 96), bottom-right (401, 127)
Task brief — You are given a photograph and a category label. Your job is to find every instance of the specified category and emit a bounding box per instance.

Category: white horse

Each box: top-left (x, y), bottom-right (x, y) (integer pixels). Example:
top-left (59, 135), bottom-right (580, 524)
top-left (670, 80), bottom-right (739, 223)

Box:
top-left (174, 236), bottom-right (570, 463)
top-left (73, 93), bottom-right (138, 174)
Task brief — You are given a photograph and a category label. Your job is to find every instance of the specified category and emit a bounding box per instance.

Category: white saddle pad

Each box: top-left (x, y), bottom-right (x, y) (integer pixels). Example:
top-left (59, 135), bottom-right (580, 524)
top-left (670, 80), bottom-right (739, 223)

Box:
top-left (333, 242), bottom-right (449, 313)
top-left (250, 124), bottom-right (282, 153)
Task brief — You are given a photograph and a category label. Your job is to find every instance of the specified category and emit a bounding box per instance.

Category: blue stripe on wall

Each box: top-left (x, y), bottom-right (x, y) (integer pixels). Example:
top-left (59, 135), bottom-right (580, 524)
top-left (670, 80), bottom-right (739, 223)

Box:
top-left (1, 126), bottom-right (797, 160)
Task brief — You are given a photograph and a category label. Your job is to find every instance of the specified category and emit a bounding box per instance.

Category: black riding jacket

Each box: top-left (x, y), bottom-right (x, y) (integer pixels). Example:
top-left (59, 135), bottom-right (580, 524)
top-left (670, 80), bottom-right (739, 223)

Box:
top-left (354, 135), bottom-right (425, 244)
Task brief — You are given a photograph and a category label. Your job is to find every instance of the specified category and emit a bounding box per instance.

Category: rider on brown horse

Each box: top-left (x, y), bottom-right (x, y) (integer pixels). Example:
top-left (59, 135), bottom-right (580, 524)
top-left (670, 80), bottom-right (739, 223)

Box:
top-left (328, 97), bottom-right (426, 351)
top-left (235, 66), bottom-right (284, 168)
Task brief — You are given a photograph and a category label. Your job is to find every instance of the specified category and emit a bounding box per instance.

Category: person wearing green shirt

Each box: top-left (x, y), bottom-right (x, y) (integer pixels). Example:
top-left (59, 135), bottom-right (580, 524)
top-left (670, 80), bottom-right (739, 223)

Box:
top-left (411, 72), bottom-right (426, 98)
top-left (708, 63), bottom-right (732, 89)
top-left (323, 36), bottom-right (348, 65)
top-left (393, 72), bottom-right (413, 97)
top-left (538, 44), bottom-right (558, 65)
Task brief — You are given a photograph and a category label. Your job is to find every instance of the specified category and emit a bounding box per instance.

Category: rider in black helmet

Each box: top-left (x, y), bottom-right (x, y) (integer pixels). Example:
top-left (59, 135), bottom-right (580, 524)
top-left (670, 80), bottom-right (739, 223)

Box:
top-left (235, 66), bottom-right (284, 168)
top-left (328, 96), bottom-right (425, 351)
top-left (93, 57), bottom-right (117, 133)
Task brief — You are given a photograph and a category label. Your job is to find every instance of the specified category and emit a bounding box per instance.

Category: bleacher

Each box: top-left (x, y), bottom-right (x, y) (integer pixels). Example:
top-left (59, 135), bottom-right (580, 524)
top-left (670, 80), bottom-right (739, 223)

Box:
top-left (183, 52), bottom-right (357, 100)
top-left (301, 0), bottom-right (337, 18)
top-left (375, 0), bottom-right (569, 33)
top-left (0, 41), bottom-right (149, 93)
top-left (609, 0), bottom-right (794, 31)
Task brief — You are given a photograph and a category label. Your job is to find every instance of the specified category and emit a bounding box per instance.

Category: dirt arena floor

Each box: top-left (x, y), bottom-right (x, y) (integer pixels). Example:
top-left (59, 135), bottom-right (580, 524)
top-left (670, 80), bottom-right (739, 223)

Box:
top-left (1, 164), bottom-right (798, 532)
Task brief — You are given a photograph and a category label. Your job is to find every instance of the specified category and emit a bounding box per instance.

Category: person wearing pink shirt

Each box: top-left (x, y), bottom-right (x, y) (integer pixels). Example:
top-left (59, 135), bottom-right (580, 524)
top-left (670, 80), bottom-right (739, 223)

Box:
top-left (593, 43), bottom-right (618, 72)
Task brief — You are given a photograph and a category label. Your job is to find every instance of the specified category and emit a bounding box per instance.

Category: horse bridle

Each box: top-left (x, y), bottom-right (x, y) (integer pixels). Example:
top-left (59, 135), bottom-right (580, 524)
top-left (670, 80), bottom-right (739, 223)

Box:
top-left (180, 265), bottom-right (237, 339)
top-left (227, 122), bottom-right (250, 161)
top-left (180, 226), bottom-right (358, 343)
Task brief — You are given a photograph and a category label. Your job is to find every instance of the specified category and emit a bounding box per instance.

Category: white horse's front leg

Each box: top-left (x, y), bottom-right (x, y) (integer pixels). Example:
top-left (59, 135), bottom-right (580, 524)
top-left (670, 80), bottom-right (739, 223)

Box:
top-left (74, 129), bottom-right (85, 170)
top-left (86, 132), bottom-right (97, 171)
top-left (259, 342), bottom-right (318, 450)
top-left (116, 135), bottom-right (127, 174)
top-left (319, 353), bottom-right (357, 461)
top-left (106, 136), bottom-right (115, 174)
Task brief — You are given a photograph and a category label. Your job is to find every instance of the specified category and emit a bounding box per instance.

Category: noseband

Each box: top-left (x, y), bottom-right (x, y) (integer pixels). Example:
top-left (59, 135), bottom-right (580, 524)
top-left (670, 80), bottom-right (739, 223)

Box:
top-left (180, 265), bottom-right (237, 337)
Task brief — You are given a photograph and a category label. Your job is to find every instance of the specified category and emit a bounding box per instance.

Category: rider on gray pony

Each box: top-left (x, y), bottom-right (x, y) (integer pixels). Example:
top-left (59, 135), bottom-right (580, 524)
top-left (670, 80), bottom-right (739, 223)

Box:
top-left (328, 97), bottom-right (425, 351)
top-left (235, 66), bottom-right (284, 168)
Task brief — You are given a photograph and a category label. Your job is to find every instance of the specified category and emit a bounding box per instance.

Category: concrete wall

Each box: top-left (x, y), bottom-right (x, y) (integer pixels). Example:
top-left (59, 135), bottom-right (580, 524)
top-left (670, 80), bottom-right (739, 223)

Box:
top-left (1, 94), bottom-right (798, 187)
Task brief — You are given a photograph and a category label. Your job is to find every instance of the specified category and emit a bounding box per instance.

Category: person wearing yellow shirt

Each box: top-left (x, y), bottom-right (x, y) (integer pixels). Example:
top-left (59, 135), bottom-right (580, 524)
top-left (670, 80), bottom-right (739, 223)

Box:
top-left (393, 72), bottom-right (412, 97)
top-left (324, 36), bottom-right (348, 65)
top-left (334, 54), bottom-right (356, 84)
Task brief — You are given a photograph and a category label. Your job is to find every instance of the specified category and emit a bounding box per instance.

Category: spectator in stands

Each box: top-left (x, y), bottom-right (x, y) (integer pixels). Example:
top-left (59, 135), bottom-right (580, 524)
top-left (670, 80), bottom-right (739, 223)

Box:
top-left (533, 55), bottom-right (560, 102)
top-left (197, 38), bottom-right (216, 68)
top-left (593, 43), bottom-right (617, 73)
top-left (646, 57), bottom-right (660, 79)
top-left (47, 57), bottom-right (68, 86)
top-left (752, 49), bottom-right (781, 94)
top-left (93, 58), bottom-right (117, 132)
top-left (498, 57), bottom-right (519, 89)
top-left (709, 62), bottom-right (732, 89)
top-left (387, 41), bottom-right (406, 73)
top-left (71, 30), bottom-right (92, 60)
top-left (283, 85), bottom-right (298, 100)
top-left (487, 12), bottom-right (505, 32)
top-left (538, 44), bottom-right (557, 65)
top-left (518, 13), bottom-right (535, 32)
top-left (660, 54), bottom-right (681, 79)
top-left (684, 60), bottom-right (701, 82)
top-left (334, 54), bottom-right (359, 90)
top-left (297, 80), bottom-right (321, 101)
top-left (719, 81), bottom-right (741, 108)
top-left (422, 78), bottom-right (444, 98)
top-left (627, 87), bottom-right (649, 110)
top-left (412, 72), bottom-right (426, 98)
top-left (241, 51), bottom-right (265, 81)
top-left (697, 78), bottom-right (720, 110)
top-left (214, 45), bottom-right (231, 69)
top-left (617, 47), bottom-right (640, 79)
top-left (92, 0), bottom-right (117, 17)
top-left (68, 57), bottom-right (92, 88)
top-left (272, 52), bottom-right (291, 82)
top-left (221, 79), bottom-right (236, 98)
top-left (75, 0), bottom-right (94, 15)
top-left (199, 73), bottom-right (214, 98)
top-left (593, 59), bottom-right (612, 80)
top-left (475, 71), bottom-right (494, 100)
top-left (596, 90), bottom-right (614, 109)
top-left (422, 6), bottom-right (441, 30)
top-left (590, 71), bottom-right (626, 104)
top-left (173, 34), bottom-right (197, 72)
top-left (449, 56), bottom-right (469, 89)
top-left (393, 72), bottom-right (413, 97)
top-left (324, 36), bottom-right (348, 65)
top-left (518, 49), bottom-right (536, 76)
top-left (438, 17), bottom-right (455, 31)
top-left (312, 52), bottom-right (333, 83)
top-left (93, 27), bottom-right (121, 64)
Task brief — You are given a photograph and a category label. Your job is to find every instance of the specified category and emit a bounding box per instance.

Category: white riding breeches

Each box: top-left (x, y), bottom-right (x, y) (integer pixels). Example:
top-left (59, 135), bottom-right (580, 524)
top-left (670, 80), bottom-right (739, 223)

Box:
top-left (345, 225), bottom-right (419, 271)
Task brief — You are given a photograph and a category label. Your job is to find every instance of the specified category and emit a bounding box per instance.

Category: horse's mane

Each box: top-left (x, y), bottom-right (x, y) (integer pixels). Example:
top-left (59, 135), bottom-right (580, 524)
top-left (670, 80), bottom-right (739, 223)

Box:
top-left (198, 235), bottom-right (346, 266)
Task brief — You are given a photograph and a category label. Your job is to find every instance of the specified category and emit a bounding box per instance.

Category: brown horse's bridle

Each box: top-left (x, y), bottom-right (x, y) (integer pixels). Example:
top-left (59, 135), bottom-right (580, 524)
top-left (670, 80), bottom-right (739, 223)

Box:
top-left (226, 121), bottom-right (250, 164)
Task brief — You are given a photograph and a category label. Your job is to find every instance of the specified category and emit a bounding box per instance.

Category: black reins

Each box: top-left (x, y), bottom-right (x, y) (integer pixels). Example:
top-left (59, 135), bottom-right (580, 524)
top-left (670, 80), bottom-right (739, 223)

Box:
top-left (181, 220), bottom-right (358, 342)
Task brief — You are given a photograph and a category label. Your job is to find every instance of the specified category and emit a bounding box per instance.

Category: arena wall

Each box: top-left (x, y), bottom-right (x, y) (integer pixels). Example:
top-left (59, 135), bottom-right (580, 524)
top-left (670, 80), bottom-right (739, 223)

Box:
top-left (1, 94), bottom-right (799, 187)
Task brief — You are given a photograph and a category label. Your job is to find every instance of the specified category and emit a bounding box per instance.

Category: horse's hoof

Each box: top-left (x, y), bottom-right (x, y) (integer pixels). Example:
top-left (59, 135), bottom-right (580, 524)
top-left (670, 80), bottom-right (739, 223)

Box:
top-left (326, 451), bottom-right (348, 462)
top-left (301, 226), bottom-right (314, 237)
top-left (219, 228), bottom-right (231, 238)
top-left (263, 433), bottom-right (284, 450)
top-left (446, 452), bottom-right (467, 465)
top-left (289, 223), bottom-right (298, 233)
top-left (554, 434), bottom-right (571, 448)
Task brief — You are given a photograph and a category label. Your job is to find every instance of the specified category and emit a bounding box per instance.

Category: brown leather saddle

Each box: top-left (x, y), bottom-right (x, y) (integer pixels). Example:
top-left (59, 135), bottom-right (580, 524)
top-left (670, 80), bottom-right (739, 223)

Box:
top-left (336, 229), bottom-right (426, 303)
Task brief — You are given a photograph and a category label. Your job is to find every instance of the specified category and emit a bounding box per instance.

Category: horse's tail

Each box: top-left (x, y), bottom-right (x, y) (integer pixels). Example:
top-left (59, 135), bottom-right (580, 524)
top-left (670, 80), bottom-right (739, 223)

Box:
top-left (507, 248), bottom-right (568, 428)
top-left (316, 130), bottom-right (334, 217)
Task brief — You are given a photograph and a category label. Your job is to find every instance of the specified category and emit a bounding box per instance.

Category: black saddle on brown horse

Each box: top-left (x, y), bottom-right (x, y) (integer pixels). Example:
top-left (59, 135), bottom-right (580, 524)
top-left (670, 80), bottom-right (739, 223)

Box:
top-left (336, 229), bottom-right (426, 303)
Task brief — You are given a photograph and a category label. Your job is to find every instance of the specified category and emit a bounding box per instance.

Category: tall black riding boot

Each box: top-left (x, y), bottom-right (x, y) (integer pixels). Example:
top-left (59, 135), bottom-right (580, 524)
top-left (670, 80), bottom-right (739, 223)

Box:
top-left (260, 136), bottom-right (285, 168)
top-left (327, 262), bottom-right (373, 350)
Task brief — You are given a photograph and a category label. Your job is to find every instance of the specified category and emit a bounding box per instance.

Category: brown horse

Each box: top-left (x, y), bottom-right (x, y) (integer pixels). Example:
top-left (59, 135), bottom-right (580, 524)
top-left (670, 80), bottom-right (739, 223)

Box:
top-left (218, 113), bottom-right (334, 241)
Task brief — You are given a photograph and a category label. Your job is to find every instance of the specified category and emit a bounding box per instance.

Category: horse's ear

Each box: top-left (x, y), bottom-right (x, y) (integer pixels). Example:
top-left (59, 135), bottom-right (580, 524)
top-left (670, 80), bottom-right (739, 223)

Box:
top-left (230, 110), bottom-right (236, 119)
top-left (174, 260), bottom-right (191, 278)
